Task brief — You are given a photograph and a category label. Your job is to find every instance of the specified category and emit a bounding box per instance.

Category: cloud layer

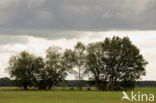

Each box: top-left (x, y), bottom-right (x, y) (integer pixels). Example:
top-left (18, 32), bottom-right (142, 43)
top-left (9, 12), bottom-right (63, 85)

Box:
top-left (0, 0), bottom-right (156, 38)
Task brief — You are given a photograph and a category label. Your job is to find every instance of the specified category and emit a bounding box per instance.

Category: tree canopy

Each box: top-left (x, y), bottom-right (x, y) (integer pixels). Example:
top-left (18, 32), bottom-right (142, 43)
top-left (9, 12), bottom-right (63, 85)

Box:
top-left (85, 36), bottom-right (147, 90)
top-left (6, 36), bottom-right (148, 90)
top-left (7, 51), bottom-right (36, 90)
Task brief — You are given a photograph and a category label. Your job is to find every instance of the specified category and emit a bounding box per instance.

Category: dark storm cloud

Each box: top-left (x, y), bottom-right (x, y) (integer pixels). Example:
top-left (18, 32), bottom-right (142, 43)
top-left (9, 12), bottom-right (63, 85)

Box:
top-left (0, 0), bottom-right (155, 38)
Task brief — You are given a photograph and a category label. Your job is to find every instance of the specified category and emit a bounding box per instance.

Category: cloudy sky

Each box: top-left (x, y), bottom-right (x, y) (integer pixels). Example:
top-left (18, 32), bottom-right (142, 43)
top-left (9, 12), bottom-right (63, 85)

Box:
top-left (0, 0), bottom-right (156, 80)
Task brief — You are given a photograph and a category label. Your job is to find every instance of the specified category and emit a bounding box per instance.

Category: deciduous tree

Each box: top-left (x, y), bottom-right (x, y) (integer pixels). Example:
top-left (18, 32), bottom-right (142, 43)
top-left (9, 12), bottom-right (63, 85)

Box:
top-left (7, 51), bottom-right (35, 90)
top-left (85, 36), bottom-right (147, 90)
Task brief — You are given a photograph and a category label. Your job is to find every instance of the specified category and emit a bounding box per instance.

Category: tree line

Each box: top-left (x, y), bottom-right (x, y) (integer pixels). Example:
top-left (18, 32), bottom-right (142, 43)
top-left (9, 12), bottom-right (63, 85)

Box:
top-left (0, 77), bottom-right (156, 88)
top-left (6, 36), bottom-right (148, 90)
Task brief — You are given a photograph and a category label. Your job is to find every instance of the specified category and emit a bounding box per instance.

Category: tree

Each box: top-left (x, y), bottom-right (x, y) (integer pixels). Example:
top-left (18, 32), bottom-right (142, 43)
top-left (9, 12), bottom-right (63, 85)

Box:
top-left (74, 42), bottom-right (86, 90)
top-left (7, 51), bottom-right (36, 90)
top-left (31, 57), bottom-right (45, 89)
top-left (45, 46), bottom-right (74, 90)
top-left (85, 36), bottom-right (148, 90)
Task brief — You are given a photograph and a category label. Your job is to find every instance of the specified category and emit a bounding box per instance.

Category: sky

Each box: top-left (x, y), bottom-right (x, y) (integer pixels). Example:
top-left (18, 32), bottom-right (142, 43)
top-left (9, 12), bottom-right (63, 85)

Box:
top-left (0, 0), bottom-right (156, 80)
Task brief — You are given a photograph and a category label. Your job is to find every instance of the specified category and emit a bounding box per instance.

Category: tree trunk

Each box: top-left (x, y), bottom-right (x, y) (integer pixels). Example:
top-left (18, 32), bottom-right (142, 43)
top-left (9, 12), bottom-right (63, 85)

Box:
top-left (23, 85), bottom-right (28, 90)
top-left (78, 66), bottom-right (82, 91)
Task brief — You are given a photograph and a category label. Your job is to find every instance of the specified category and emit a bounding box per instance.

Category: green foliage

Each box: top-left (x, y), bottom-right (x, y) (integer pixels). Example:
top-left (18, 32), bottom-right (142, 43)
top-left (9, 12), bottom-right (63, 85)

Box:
top-left (74, 42), bottom-right (86, 80)
top-left (120, 80), bottom-right (136, 90)
top-left (6, 36), bottom-right (148, 91)
top-left (74, 42), bottom-right (86, 90)
top-left (85, 36), bottom-right (148, 90)
top-left (7, 51), bottom-right (36, 90)
top-left (43, 46), bottom-right (75, 90)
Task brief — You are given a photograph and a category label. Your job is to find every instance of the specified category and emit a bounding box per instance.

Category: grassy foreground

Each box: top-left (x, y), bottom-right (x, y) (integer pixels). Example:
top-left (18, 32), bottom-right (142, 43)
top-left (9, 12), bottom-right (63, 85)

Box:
top-left (0, 87), bottom-right (155, 103)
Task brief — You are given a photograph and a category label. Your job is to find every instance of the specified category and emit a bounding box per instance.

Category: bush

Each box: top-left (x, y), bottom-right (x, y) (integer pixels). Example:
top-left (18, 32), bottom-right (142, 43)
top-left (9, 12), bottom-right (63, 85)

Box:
top-left (87, 87), bottom-right (91, 91)
top-left (70, 87), bottom-right (74, 91)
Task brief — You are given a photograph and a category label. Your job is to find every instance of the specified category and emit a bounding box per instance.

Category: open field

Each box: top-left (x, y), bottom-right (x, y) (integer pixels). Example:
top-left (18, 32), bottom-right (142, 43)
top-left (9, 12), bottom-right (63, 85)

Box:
top-left (0, 87), bottom-right (155, 103)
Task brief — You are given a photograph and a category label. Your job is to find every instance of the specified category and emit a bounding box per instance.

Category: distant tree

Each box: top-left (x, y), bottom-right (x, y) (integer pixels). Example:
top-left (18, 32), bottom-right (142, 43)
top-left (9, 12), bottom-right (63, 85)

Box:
top-left (45, 46), bottom-right (74, 90)
top-left (0, 77), bottom-right (14, 86)
top-left (7, 51), bottom-right (36, 90)
top-left (74, 42), bottom-right (86, 90)
top-left (85, 36), bottom-right (148, 90)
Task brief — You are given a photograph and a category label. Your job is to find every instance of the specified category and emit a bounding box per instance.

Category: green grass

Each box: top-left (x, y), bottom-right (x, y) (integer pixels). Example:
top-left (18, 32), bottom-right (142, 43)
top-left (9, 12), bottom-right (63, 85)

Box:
top-left (0, 87), bottom-right (155, 103)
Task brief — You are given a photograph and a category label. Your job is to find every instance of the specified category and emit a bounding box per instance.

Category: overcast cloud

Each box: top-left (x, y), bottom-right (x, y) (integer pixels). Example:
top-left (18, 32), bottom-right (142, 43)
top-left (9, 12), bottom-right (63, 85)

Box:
top-left (0, 0), bottom-right (156, 38)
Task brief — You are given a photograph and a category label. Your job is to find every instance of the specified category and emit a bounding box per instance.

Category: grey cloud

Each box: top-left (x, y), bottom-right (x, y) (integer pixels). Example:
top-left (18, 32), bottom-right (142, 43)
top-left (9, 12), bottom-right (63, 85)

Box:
top-left (0, 0), bottom-right (155, 38)
top-left (0, 28), bottom-right (82, 39)
top-left (0, 35), bottom-right (29, 44)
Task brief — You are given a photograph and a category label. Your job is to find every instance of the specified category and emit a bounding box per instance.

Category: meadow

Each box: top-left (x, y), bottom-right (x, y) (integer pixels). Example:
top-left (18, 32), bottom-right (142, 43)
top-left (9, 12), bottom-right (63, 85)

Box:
top-left (0, 87), bottom-right (155, 103)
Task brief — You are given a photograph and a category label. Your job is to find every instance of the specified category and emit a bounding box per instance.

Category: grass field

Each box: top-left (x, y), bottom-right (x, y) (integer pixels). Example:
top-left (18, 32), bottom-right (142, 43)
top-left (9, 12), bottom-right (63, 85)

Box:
top-left (0, 87), bottom-right (155, 103)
